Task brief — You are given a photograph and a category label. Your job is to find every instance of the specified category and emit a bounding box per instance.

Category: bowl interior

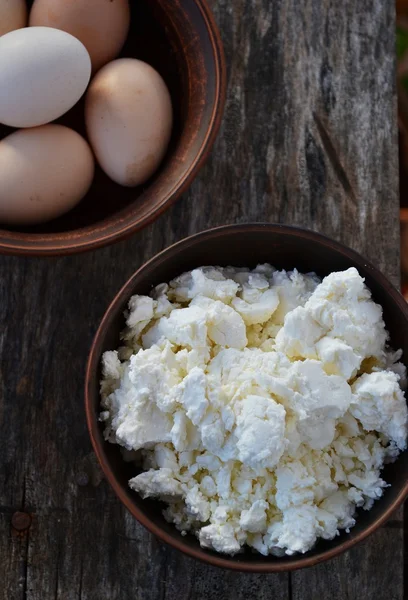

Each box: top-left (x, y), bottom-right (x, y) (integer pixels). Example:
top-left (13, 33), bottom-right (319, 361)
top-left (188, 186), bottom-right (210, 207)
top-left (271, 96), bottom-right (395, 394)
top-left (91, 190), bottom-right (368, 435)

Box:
top-left (87, 225), bottom-right (408, 571)
top-left (0, 0), bottom-right (222, 250)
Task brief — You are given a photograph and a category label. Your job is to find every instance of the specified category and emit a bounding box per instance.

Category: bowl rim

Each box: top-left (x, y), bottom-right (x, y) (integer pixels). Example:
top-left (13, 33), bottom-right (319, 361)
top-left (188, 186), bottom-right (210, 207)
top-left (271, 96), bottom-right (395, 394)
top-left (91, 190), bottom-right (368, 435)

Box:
top-left (85, 223), bottom-right (408, 572)
top-left (0, 0), bottom-right (227, 257)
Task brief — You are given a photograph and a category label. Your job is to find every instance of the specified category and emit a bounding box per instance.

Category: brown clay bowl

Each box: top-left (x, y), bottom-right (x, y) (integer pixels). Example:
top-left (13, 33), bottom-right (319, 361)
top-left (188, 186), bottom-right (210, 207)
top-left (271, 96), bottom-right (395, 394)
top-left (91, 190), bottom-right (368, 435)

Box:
top-left (85, 224), bottom-right (408, 571)
top-left (0, 0), bottom-right (226, 256)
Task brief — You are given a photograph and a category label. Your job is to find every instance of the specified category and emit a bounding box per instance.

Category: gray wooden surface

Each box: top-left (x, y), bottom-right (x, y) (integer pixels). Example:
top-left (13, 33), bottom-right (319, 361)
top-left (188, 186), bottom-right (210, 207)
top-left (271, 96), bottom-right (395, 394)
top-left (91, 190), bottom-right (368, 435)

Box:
top-left (0, 0), bottom-right (404, 598)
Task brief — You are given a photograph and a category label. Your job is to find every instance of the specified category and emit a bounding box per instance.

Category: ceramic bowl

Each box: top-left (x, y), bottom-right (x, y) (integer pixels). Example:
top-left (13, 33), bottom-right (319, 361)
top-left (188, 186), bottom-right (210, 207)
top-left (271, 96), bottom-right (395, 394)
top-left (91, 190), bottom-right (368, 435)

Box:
top-left (0, 0), bottom-right (226, 255)
top-left (85, 223), bottom-right (408, 571)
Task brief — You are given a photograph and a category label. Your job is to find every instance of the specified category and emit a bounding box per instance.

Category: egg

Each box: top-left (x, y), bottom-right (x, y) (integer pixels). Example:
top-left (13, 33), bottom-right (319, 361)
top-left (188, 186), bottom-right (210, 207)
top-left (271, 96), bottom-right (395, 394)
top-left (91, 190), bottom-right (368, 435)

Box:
top-left (0, 0), bottom-right (27, 36)
top-left (0, 125), bottom-right (95, 226)
top-left (0, 27), bottom-right (91, 128)
top-left (85, 58), bottom-right (173, 187)
top-left (29, 0), bottom-right (130, 72)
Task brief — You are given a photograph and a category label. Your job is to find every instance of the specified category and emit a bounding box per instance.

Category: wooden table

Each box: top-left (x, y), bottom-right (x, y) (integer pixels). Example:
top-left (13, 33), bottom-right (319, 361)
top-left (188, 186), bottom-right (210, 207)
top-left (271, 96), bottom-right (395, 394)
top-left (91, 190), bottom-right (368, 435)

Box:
top-left (0, 1), bottom-right (404, 598)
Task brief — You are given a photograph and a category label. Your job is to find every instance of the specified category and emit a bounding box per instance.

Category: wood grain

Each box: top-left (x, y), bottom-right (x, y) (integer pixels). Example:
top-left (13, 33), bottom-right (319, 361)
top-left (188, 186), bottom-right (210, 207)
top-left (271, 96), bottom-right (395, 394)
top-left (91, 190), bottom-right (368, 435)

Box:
top-left (0, 0), bottom-right (403, 598)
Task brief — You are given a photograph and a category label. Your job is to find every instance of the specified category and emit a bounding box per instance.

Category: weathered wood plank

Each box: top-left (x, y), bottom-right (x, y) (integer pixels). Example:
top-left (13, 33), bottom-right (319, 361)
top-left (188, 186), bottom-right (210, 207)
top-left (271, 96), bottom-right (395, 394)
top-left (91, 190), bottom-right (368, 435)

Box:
top-left (0, 0), bottom-right (402, 598)
top-left (292, 522), bottom-right (405, 600)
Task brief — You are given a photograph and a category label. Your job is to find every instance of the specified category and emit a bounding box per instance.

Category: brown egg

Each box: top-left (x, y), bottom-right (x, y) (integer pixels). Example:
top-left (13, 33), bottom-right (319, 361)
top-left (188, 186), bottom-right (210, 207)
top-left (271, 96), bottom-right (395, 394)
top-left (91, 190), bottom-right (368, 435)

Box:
top-left (0, 125), bottom-right (94, 225)
top-left (0, 0), bottom-right (27, 36)
top-left (29, 0), bottom-right (130, 72)
top-left (85, 58), bottom-right (173, 187)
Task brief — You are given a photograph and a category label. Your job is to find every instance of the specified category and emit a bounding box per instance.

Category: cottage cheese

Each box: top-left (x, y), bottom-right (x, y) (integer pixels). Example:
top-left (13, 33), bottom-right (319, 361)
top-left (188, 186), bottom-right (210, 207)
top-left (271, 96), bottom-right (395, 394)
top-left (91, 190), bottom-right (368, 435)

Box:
top-left (100, 266), bottom-right (407, 556)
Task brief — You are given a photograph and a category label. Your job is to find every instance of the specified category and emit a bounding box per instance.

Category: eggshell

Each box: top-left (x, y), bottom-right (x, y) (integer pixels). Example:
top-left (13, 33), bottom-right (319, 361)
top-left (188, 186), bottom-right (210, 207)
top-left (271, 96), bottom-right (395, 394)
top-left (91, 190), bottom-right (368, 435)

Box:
top-left (0, 125), bottom-right (95, 226)
top-left (85, 58), bottom-right (173, 187)
top-left (30, 0), bottom-right (130, 72)
top-left (0, 27), bottom-right (91, 128)
top-left (0, 0), bottom-right (27, 36)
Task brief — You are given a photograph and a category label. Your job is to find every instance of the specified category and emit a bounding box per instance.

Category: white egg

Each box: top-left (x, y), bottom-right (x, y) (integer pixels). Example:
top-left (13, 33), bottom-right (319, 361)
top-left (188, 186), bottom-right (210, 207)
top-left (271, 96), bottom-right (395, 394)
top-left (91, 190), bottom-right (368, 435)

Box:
top-left (85, 58), bottom-right (173, 187)
top-left (0, 0), bottom-right (27, 36)
top-left (0, 27), bottom-right (91, 128)
top-left (0, 125), bottom-right (95, 226)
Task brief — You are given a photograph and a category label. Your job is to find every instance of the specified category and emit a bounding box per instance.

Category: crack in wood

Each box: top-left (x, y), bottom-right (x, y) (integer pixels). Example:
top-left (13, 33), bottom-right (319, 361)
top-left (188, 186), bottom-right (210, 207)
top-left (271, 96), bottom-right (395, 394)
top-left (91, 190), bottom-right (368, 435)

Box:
top-left (160, 549), bottom-right (168, 600)
top-left (21, 475), bottom-right (26, 511)
top-left (313, 112), bottom-right (358, 207)
top-left (288, 572), bottom-right (293, 600)
top-left (78, 561), bottom-right (84, 600)
top-left (22, 478), bottom-right (29, 600)
top-left (53, 540), bottom-right (61, 600)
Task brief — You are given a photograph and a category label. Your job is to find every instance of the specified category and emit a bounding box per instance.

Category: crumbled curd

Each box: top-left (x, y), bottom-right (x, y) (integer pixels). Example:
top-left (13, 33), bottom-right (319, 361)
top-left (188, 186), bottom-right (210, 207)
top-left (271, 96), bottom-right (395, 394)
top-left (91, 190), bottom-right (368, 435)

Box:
top-left (100, 266), bottom-right (407, 556)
